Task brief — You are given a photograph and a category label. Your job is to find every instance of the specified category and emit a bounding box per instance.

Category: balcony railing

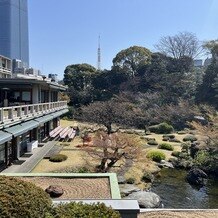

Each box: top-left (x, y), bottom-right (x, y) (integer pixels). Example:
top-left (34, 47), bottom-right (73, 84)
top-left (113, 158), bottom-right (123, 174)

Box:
top-left (0, 66), bottom-right (12, 74)
top-left (0, 101), bottom-right (68, 126)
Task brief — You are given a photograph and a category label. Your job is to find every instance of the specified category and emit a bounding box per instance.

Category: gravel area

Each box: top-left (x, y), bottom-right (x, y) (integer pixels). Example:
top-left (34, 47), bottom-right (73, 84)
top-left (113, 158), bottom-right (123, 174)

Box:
top-left (21, 177), bottom-right (111, 199)
top-left (138, 210), bottom-right (218, 218)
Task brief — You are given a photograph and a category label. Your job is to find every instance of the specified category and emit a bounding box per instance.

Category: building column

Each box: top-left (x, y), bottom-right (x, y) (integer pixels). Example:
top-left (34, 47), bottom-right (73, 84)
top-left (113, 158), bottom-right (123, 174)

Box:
top-left (16, 136), bottom-right (20, 159)
top-left (32, 84), bottom-right (39, 104)
top-left (32, 127), bottom-right (39, 141)
top-left (12, 137), bottom-right (18, 160)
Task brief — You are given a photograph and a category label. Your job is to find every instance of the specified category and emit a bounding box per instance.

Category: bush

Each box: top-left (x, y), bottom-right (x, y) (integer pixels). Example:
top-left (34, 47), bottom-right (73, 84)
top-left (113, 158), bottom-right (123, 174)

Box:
top-left (181, 143), bottom-right (190, 152)
top-left (183, 135), bottom-right (198, 142)
top-left (147, 140), bottom-right (158, 145)
top-left (0, 176), bottom-right (52, 218)
top-left (163, 134), bottom-right (175, 139)
top-left (148, 122), bottom-right (174, 134)
top-left (50, 202), bottom-right (120, 218)
top-left (147, 151), bottom-right (166, 162)
top-left (126, 177), bottom-right (135, 184)
top-left (169, 138), bottom-right (181, 143)
top-left (172, 151), bottom-right (181, 157)
top-left (49, 154), bottom-right (68, 162)
top-left (177, 131), bottom-right (186, 135)
top-left (158, 143), bottom-right (174, 151)
top-left (162, 137), bottom-right (169, 141)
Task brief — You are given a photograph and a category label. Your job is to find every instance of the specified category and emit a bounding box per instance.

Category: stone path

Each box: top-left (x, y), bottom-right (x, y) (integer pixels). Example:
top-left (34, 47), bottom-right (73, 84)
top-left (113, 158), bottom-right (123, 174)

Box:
top-left (1, 140), bottom-right (58, 173)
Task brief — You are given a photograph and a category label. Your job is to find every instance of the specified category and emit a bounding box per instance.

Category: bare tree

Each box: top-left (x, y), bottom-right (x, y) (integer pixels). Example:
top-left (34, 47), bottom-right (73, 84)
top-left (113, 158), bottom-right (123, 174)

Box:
top-left (155, 32), bottom-right (204, 59)
top-left (84, 131), bottom-right (140, 172)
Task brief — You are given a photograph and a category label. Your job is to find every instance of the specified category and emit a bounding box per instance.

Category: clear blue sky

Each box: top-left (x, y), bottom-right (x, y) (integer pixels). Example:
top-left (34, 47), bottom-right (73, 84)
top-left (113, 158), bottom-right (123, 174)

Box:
top-left (28, 0), bottom-right (218, 79)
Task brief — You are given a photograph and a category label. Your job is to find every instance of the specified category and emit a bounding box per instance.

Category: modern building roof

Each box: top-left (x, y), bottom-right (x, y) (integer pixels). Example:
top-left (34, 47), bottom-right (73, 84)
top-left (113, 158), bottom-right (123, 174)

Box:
top-left (4, 120), bottom-right (38, 137)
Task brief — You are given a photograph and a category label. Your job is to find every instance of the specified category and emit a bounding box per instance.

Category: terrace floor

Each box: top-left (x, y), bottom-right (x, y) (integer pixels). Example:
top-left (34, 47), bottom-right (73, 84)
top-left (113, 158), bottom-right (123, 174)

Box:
top-left (1, 140), bottom-right (58, 173)
top-left (138, 210), bottom-right (218, 218)
top-left (21, 176), bottom-right (111, 199)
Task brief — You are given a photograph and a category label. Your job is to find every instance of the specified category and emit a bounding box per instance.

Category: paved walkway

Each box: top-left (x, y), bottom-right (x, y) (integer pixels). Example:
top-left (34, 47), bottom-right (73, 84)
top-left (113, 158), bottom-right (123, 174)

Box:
top-left (1, 140), bottom-right (58, 173)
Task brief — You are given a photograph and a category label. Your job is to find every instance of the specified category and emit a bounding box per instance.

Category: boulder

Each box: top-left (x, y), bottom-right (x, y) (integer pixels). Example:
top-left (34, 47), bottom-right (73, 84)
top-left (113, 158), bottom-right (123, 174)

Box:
top-left (117, 176), bottom-right (126, 184)
top-left (119, 184), bottom-right (140, 196)
top-left (186, 168), bottom-right (208, 186)
top-left (45, 185), bottom-right (64, 198)
top-left (157, 160), bottom-right (174, 169)
top-left (125, 191), bottom-right (161, 208)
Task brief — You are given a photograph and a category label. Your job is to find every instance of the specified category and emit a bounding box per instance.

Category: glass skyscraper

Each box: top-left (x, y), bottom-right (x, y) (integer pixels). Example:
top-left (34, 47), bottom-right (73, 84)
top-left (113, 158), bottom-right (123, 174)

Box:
top-left (0, 0), bottom-right (29, 67)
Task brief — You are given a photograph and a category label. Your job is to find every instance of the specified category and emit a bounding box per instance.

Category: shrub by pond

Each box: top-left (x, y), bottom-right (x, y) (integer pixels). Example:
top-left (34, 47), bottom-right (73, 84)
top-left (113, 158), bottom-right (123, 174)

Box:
top-left (172, 151), bottom-right (182, 157)
top-left (147, 140), bottom-right (158, 145)
top-left (158, 143), bottom-right (174, 151)
top-left (147, 151), bottom-right (166, 162)
top-left (183, 135), bottom-right (198, 142)
top-left (148, 122), bottom-right (174, 134)
top-left (49, 154), bottom-right (68, 162)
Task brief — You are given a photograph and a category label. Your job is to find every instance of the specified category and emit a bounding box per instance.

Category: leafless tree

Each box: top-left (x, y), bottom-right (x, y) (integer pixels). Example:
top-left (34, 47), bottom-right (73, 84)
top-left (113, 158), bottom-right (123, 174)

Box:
top-left (84, 131), bottom-right (140, 172)
top-left (155, 32), bottom-right (204, 59)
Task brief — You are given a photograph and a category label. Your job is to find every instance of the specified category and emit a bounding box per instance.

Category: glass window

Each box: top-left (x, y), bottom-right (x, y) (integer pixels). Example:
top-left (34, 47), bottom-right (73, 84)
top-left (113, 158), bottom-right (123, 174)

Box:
top-left (22, 91), bottom-right (31, 101)
top-left (0, 144), bottom-right (5, 165)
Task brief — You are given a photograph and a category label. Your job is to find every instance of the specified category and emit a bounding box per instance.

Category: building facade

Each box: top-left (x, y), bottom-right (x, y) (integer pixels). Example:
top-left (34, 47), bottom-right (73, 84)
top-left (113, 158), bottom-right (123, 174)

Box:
top-left (0, 75), bottom-right (68, 171)
top-left (0, 55), bottom-right (12, 78)
top-left (0, 0), bottom-right (29, 67)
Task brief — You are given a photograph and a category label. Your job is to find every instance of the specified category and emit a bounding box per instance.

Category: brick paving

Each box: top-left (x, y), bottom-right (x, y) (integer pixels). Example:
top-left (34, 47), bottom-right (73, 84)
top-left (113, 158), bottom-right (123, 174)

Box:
top-left (21, 177), bottom-right (111, 199)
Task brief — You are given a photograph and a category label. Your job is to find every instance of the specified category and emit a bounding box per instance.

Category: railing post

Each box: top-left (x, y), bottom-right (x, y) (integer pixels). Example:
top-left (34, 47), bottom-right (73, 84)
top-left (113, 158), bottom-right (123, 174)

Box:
top-left (0, 108), bottom-right (3, 123)
top-left (17, 107), bottom-right (21, 118)
top-left (24, 106), bottom-right (28, 116)
top-left (9, 107), bottom-right (13, 120)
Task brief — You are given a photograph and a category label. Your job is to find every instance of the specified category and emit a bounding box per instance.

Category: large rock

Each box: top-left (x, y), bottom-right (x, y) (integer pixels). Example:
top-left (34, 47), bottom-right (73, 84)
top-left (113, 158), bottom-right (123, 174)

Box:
top-left (45, 185), bottom-right (64, 198)
top-left (186, 168), bottom-right (208, 186)
top-left (119, 184), bottom-right (140, 196)
top-left (125, 191), bottom-right (161, 208)
top-left (117, 176), bottom-right (126, 184)
top-left (157, 160), bottom-right (174, 169)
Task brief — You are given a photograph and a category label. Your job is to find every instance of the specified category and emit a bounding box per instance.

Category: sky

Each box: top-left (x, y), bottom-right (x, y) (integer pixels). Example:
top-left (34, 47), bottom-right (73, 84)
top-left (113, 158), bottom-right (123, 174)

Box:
top-left (28, 0), bottom-right (218, 79)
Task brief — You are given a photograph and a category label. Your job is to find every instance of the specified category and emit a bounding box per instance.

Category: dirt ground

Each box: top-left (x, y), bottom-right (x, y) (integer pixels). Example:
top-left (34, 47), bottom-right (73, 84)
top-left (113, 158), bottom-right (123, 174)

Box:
top-left (32, 120), bottom-right (190, 178)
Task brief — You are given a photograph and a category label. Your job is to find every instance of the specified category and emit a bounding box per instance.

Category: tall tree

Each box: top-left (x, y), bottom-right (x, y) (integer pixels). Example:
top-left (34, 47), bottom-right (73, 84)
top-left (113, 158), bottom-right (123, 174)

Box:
top-left (196, 40), bottom-right (218, 107)
top-left (63, 63), bottom-right (96, 91)
top-left (155, 32), bottom-right (203, 59)
top-left (112, 46), bottom-right (151, 77)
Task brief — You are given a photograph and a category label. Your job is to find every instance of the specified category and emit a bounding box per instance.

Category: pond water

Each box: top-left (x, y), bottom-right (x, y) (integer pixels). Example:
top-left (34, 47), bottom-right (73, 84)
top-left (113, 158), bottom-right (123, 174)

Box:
top-left (151, 168), bottom-right (218, 209)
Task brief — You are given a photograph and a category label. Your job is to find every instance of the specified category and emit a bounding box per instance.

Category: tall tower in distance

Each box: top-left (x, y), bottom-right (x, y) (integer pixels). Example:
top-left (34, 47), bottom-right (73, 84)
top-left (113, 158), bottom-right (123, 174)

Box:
top-left (0, 0), bottom-right (29, 67)
top-left (97, 35), bottom-right (101, 71)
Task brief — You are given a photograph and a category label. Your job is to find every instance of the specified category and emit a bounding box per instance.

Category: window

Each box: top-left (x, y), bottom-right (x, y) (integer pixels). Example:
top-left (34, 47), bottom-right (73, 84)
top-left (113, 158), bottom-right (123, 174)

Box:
top-left (22, 91), bottom-right (31, 101)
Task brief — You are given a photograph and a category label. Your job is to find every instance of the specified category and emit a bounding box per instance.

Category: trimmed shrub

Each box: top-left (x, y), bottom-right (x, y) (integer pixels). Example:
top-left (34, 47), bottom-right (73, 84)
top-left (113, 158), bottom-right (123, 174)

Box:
top-left (147, 151), bottom-right (166, 162)
top-left (183, 135), bottom-right (198, 142)
top-left (51, 202), bottom-right (121, 218)
top-left (158, 143), bottom-right (174, 151)
top-left (49, 154), bottom-right (68, 162)
top-left (163, 134), bottom-right (175, 139)
top-left (177, 131), bottom-right (186, 135)
top-left (169, 138), bottom-right (181, 143)
top-left (0, 176), bottom-right (52, 218)
top-left (147, 140), bottom-right (158, 146)
top-left (162, 137), bottom-right (169, 141)
top-left (181, 143), bottom-right (190, 152)
top-left (126, 177), bottom-right (135, 184)
top-left (172, 151), bottom-right (181, 157)
top-left (148, 122), bottom-right (174, 134)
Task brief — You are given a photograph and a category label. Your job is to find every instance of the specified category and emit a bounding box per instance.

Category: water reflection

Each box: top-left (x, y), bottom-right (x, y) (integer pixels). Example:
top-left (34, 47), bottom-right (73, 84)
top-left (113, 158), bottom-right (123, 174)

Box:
top-left (151, 168), bottom-right (218, 208)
